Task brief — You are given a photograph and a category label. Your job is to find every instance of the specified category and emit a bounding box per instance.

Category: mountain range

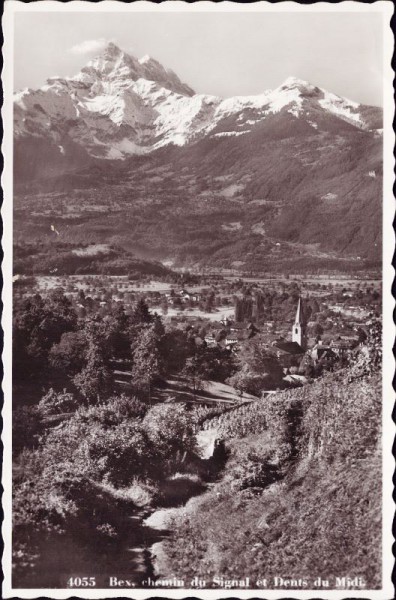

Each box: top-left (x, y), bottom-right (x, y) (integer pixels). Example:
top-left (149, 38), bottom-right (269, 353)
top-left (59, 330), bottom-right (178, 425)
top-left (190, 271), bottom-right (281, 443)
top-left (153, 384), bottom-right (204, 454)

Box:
top-left (14, 43), bottom-right (383, 272)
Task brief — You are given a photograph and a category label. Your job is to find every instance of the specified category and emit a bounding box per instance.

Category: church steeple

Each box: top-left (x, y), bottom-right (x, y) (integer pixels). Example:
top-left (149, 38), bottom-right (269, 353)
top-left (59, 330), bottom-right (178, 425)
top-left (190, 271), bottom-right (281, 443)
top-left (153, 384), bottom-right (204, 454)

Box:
top-left (292, 296), bottom-right (307, 350)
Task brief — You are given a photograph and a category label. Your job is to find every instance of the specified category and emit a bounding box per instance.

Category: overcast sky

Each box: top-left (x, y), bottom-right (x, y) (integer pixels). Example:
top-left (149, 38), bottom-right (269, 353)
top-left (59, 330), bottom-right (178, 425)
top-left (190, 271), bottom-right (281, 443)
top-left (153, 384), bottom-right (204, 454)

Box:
top-left (14, 11), bottom-right (383, 106)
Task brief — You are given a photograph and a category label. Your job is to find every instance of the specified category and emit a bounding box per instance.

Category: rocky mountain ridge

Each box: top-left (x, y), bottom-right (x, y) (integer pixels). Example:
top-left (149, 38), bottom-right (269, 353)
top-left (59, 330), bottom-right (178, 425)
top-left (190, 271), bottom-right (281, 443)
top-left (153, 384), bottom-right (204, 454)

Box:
top-left (14, 42), bottom-right (382, 161)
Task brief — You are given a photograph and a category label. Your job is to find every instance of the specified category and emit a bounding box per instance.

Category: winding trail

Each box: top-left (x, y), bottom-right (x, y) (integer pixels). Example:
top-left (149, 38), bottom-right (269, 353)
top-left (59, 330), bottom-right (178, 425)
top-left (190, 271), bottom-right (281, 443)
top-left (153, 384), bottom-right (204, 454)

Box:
top-left (17, 428), bottom-right (223, 588)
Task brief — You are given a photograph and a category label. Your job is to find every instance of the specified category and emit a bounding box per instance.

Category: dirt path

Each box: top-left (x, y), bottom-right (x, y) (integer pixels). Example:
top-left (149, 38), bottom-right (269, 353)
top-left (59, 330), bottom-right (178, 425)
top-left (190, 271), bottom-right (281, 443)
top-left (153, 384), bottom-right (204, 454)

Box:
top-left (196, 428), bottom-right (219, 459)
top-left (144, 497), bottom-right (202, 578)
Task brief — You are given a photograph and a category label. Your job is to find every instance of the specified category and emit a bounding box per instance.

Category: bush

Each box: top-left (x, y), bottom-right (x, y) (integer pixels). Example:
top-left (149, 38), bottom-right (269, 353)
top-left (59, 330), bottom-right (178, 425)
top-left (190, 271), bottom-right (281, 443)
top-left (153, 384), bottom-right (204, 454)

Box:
top-left (143, 403), bottom-right (196, 459)
top-left (93, 477), bottom-right (159, 508)
top-left (225, 440), bottom-right (283, 491)
top-left (37, 388), bottom-right (79, 417)
top-left (13, 406), bottom-right (42, 453)
top-left (76, 394), bottom-right (147, 426)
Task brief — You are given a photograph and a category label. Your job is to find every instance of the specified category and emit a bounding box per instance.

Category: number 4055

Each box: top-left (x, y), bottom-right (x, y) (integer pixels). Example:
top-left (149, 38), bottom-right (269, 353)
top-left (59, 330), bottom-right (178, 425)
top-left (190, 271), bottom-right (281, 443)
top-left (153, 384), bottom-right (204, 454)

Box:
top-left (67, 577), bottom-right (96, 587)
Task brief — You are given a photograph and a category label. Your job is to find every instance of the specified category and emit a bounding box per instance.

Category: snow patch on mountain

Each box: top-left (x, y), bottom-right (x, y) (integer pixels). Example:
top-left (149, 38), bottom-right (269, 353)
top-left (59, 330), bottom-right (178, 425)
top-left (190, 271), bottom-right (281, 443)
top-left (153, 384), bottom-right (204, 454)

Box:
top-left (268, 82), bottom-right (304, 116)
top-left (139, 55), bottom-right (152, 64)
top-left (217, 93), bottom-right (270, 115)
top-left (319, 91), bottom-right (361, 124)
top-left (14, 88), bottom-right (31, 109)
top-left (213, 130), bottom-right (250, 138)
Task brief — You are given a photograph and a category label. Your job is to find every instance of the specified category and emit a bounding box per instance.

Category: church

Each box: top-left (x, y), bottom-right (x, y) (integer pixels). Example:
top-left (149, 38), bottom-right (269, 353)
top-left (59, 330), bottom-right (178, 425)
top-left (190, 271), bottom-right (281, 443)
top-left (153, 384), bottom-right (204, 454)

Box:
top-left (271, 297), bottom-right (307, 367)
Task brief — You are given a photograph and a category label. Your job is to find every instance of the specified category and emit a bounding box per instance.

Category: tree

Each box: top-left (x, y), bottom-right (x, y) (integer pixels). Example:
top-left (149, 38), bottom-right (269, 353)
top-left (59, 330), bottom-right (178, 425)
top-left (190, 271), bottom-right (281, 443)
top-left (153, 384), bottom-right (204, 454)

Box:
top-left (204, 292), bottom-right (215, 313)
top-left (159, 329), bottom-right (192, 375)
top-left (13, 406), bottom-right (42, 454)
top-left (45, 289), bottom-right (78, 343)
top-left (187, 344), bottom-right (236, 383)
top-left (161, 298), bottom-right (169, 315)
top-left (49, 331), bottom-right (88, 374)
top-left (309, 323), bottom-right (324, 337)
top-left (173, 296), bottom-right (182, 309)
top-left (180, 342), bottom-right (232, 394)
top-left (131, 299), bottom-right (153, 327)
top-left (73, 342), bottom-right (113, 403)
top-left (227, 339), bottom-right (283, 395)
top-left (227, 364), bottom-right (280, 397)
top-left (238, 339), bottom-right (282, 377)
top-left (106, 304), bottom-right (132, 359)
top-left (131, 324), bottom-right (163, 402)
top-left (356, 327), bottom-right (368, 343)
top-left (183, 355), bottom-right (206, 397)
top-left (73, 317), bottom-right (113, 403)
top-left (13, 291), bottom-right (77, 378)
top-left (77, 289), bottom-right (86, 305)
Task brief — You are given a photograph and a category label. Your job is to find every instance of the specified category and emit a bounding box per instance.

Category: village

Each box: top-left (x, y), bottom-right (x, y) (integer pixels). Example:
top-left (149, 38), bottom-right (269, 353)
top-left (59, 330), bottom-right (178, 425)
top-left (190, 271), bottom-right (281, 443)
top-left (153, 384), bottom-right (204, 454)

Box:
top-left (14, 271), bottom-right (381, 397)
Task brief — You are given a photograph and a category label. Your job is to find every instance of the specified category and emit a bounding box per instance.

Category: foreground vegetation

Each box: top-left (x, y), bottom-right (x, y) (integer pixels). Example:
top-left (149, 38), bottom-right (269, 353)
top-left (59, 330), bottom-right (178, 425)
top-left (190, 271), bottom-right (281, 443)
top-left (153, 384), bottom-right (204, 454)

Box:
top-left (160, 340), bottom-right (382, 589)
top-left (12, 284), bottom-right (382, 588)
top-left (12, 291), bottom-right (234, 586)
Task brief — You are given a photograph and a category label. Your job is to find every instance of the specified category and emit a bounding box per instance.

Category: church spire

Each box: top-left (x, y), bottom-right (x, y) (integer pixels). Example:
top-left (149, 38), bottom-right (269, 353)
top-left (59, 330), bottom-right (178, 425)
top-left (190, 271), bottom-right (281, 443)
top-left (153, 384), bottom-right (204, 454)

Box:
top-left (295, 297), bottom-right (303, 324)
top-left (292, 296), bottom-right (307, 349)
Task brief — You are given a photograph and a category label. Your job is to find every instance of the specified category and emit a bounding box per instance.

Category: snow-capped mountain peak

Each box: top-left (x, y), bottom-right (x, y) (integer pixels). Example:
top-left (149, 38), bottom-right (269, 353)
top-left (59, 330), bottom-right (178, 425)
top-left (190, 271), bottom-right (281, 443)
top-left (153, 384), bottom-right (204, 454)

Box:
top-left (13, 45), bottom-right (380, 162)
top-left (78, 43), bottom-right (194, 97)
top-left (280, 76), bottom-right (318, 90)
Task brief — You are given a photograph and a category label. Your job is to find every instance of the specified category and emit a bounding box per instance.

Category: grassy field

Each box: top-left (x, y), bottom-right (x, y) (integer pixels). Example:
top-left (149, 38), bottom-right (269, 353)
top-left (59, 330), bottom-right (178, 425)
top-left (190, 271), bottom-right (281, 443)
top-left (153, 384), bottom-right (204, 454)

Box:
top-left (155, 377), bottom-right (257, 406)
top-left (159, 307), bottom-right (234, 321)
top-left (34, 276), bottom-right (213, 295)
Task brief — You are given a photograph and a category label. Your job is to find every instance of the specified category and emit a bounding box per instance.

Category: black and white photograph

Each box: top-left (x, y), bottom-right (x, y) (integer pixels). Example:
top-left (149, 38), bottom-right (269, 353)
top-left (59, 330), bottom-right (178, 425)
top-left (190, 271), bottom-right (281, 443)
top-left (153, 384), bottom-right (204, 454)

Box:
top-left (2, 1), bottom-right (394, 598)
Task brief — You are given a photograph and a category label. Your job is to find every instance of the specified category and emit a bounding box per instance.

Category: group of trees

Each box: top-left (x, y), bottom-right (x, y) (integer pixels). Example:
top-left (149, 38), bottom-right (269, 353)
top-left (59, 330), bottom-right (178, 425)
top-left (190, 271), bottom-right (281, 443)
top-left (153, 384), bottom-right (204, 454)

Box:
top-left (182, 344), bottom-right (236, 394)
top-left (12, 280), bottom-right (241, 584)
top-left (227, 338), bottom-right (284, 396)
top-left (14, 293), bottom-right (158, 405)
top-left (13, 290), bottom-right (238, 413)
top-left (234, 290), bottom-right (320, 325)
top-left (159, 288), bottom-right (227, 315)
top-left (14, 290), bottom-right (78, 379)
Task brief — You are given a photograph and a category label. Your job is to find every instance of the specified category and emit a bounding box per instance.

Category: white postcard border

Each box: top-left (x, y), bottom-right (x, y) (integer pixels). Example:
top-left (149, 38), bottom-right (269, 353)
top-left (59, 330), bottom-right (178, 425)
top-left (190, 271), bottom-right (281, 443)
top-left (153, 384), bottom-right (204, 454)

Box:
top-left (2, 2), bottom-right (394, 599)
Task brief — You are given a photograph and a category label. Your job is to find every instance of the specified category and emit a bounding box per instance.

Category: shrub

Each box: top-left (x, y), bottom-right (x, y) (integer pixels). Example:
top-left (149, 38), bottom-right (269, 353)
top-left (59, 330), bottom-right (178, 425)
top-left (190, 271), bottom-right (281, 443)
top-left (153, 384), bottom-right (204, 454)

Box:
top-left (37, 388), bottom-right (79, 417)
top-left (143, 403), bottom-right (196, 459)
top-left (75, 394), bottom-right (147, 427)
top-left (13, 406), bottom-right (42, 453)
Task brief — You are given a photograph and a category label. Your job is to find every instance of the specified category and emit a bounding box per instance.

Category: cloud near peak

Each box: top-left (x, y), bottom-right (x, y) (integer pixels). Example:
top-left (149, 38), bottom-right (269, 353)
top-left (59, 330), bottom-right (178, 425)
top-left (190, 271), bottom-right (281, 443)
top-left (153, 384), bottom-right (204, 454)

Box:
top-left (69, 38), bottom-right (113, 55)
